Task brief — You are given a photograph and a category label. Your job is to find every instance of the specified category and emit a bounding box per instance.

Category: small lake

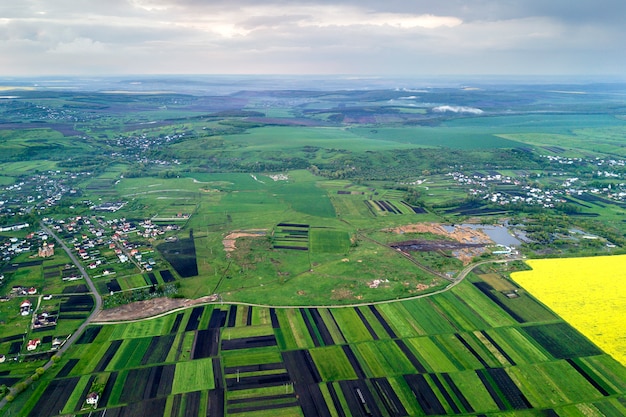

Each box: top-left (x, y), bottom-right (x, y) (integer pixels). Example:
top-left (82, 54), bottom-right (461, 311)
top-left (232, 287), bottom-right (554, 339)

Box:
top-left (442, 224), bottom-right (522, 247)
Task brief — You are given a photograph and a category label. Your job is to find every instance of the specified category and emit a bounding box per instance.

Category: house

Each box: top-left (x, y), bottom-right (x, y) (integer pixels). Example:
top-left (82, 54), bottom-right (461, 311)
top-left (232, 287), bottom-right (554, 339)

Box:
top-left (27, 287), bottom-right (37, 295)
top-left (86, 392), bottom-right (99, 406)
top-left (27, 339), bottom-right (40, 351)
top-left (52, 338), bottom-right (62, 349)
top-left (38, 243), bottom-right (55, 258)
top-left (20, 300), bottom-right (32, 316)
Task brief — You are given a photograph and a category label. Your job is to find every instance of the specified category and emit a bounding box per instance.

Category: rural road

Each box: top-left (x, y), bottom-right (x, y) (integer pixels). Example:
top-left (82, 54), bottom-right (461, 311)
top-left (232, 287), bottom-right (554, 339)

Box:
top-left (93, 256), bottom-right (523, 325)
top-left (0, 224), bottom-right (104, 410)
top-left (0, 221), bottom-right (521, 411)
top-left (40, 223), bottom-right (103, 317)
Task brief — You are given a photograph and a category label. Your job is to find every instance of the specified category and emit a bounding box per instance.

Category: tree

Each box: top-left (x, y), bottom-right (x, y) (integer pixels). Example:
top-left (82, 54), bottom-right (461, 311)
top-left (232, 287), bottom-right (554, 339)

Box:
top-left (404, 189), bottom-right (423, 207)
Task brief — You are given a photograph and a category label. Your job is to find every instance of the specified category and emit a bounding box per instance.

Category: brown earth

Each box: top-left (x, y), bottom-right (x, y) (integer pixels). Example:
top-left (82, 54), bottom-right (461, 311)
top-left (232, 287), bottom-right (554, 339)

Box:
top-left (331, 288), bottom-right (354, 301)
top-left (222, 230), bottom-right (267, 254)
top-left (386, 223), bottom-right (492, 244)
top-left (93, 295), bottom-right (218, 322)
top-left (386, 223), bottom-right (493, 264)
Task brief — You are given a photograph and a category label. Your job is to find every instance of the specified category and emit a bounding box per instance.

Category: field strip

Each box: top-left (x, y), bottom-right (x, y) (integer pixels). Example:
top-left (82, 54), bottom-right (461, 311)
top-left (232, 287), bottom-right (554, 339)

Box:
top-left (121, 189), bottom-right (198, 197)
top-left (91, 258), bottom-right (520, 325)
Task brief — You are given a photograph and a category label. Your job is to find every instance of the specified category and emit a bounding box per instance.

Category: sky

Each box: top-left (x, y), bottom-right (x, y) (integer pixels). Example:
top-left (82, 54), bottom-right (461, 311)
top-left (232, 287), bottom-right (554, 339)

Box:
top-left (1, 0), bottom-right (625, 77)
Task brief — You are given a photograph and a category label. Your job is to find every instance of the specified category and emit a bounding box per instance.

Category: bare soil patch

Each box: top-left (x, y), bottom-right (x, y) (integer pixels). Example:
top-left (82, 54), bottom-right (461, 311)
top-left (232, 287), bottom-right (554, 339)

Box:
top-left (386, 223), bottom-right (493, 264)
top-left (223, 230), bottom-right (267, 255)
top-left (93, 295), bottom-right (217, 322)
top-left (386, 223), bottom-right (491, 244)
top-left (331, 288), bottom-right (354, 301)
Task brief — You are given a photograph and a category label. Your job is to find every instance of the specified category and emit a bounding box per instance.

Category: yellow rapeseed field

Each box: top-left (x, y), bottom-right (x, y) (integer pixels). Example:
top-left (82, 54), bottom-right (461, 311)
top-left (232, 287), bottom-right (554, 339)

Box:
top-left (511, 255), bottom-right (626, 366)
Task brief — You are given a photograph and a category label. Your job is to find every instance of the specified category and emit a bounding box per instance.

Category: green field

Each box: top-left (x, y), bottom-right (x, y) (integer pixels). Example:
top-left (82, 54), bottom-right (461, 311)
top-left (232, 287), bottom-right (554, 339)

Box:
top-left (309, 346), bottom-right (357, 381)
top-left (309, 229), bottom-right (351, 253)
top-left (171, 358), bottom-right (215, 394)
top-left (351, 126), bottom-right (526, 149)
top-left (217, 126), bottom-right (418, 153)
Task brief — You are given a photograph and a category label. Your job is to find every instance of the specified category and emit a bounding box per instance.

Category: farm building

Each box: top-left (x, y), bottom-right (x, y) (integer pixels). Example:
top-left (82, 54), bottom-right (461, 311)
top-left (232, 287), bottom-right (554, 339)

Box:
top-left (33, 312), bottom-right (57, 328)
top-left (0, 223), bottom-right (29, 232)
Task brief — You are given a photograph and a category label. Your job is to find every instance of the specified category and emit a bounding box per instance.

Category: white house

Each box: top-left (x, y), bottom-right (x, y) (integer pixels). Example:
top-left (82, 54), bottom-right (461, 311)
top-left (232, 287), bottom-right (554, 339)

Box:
top-left (86, 392), bottom-right (99, 407)
top-left (20, 300), bottom-right (32, 316)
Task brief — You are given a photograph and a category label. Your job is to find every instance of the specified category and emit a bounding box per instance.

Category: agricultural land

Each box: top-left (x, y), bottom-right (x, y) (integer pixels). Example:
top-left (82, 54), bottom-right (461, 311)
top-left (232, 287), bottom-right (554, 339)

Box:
top-left (511, 255), bottom-right (626, 366)
top-left (1, 76), bottom-right (626, 416)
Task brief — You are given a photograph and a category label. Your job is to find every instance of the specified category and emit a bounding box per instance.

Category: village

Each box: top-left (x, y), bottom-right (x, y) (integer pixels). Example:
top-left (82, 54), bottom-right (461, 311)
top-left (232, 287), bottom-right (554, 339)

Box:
top-left (108, 131), bottom-right (185, 166)
top-left (0, 131), bottom-right (187, 228)
top-left (48, 215), bottom-right (176, 274)
top-left (0, 210), bottom-right (182, 364)
top-left (0, 170), bottom-right (91, 221)
top-left (447, 154), bottom-right (626, 208)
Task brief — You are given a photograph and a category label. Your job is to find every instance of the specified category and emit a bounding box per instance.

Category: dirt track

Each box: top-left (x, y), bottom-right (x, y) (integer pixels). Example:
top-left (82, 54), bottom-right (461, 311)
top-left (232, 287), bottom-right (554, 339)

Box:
top-left (93, 295), bottom-right (217, 322)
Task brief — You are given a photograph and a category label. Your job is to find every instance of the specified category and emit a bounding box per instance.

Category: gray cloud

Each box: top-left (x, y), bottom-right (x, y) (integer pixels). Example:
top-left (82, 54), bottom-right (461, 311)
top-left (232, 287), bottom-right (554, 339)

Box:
top-left (142, 0), bottom-right (626, 23)
top-left (0, 0), bottom-right (624, 76)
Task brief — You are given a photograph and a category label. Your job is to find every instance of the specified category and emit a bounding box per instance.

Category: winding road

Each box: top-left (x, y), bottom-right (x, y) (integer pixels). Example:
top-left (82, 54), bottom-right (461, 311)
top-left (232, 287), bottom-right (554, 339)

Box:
top-left (0, 224), bottom-right (103, 410)
top-left (40, 223), bottom-right (103, 324)
top-left (0, 223), bottom-right (521, 411)
top-left (92, 256), bottom-right (522, 325)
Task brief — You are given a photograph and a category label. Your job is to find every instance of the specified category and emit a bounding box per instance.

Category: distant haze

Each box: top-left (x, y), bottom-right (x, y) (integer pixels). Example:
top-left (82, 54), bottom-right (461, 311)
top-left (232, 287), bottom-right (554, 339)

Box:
top-left (0, 1), bottom-right (625, 77)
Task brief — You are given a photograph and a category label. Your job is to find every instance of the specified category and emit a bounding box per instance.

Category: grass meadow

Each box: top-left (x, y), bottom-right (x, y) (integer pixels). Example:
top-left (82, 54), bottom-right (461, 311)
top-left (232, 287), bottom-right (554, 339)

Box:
top-left (350, 126), bottom-right (525, 149)
top-left (106, 170), bottom-right (448, 305)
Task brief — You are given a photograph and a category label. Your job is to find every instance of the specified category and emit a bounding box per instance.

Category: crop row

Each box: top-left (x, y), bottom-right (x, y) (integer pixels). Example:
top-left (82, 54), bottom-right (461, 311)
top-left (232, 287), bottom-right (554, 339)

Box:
top-left (22, 277), bottom-right (626, 416)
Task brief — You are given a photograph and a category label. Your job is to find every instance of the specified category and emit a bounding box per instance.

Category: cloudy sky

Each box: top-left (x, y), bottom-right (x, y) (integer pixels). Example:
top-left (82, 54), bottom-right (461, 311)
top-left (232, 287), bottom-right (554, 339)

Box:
top-left (1, 0), bottom-right (624, 76)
